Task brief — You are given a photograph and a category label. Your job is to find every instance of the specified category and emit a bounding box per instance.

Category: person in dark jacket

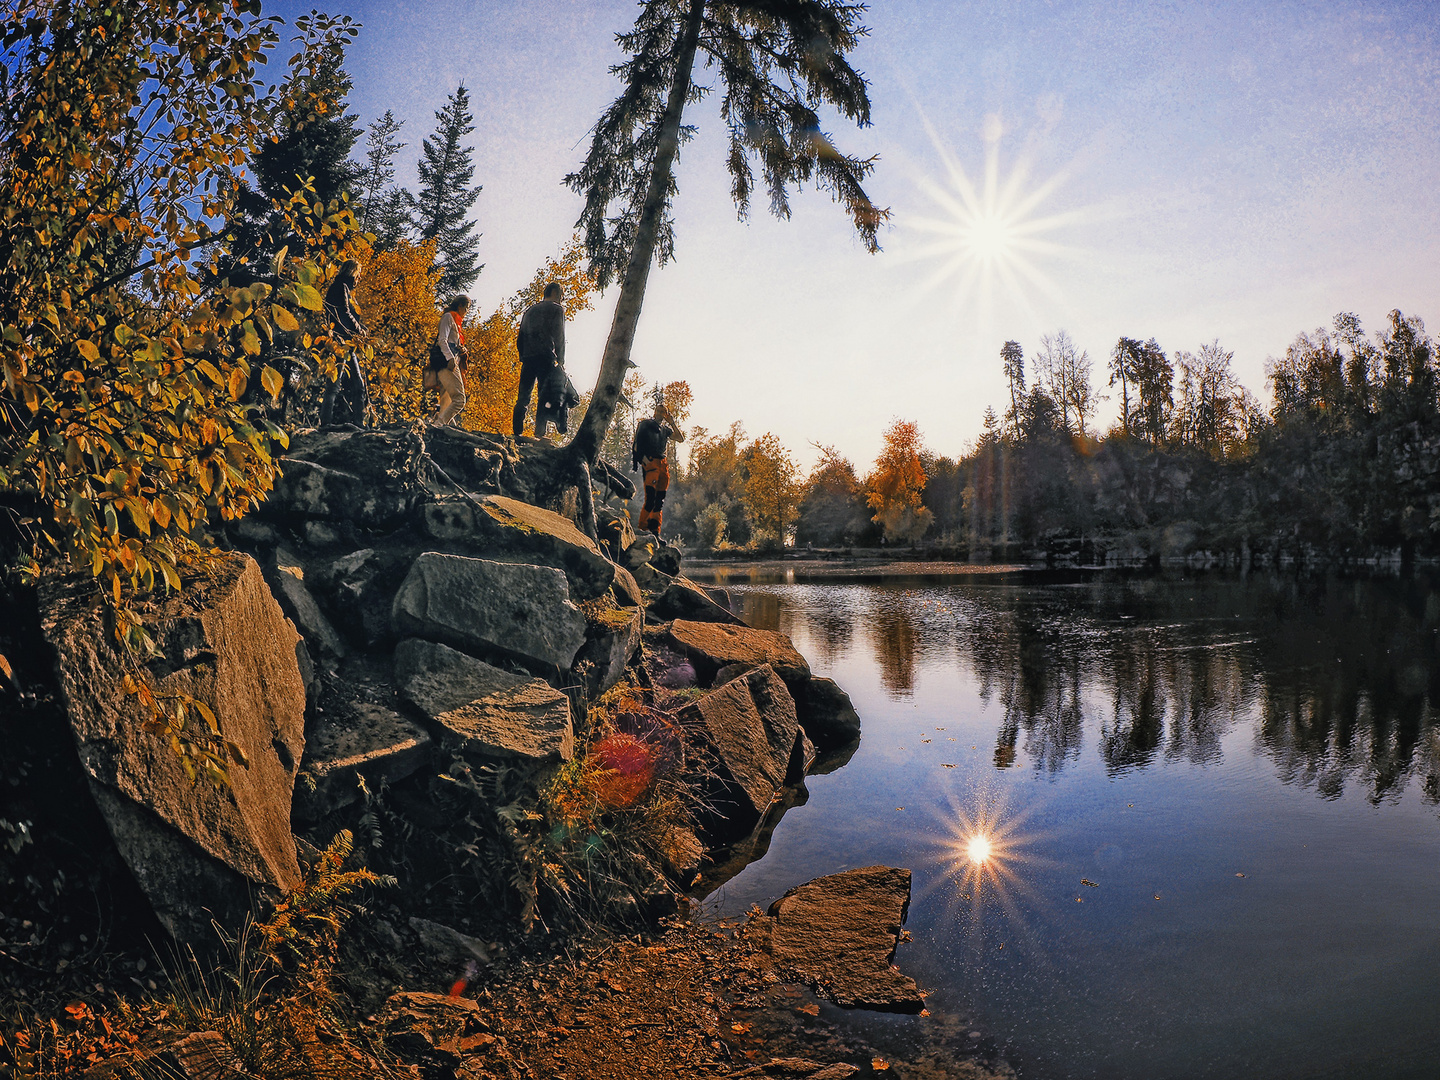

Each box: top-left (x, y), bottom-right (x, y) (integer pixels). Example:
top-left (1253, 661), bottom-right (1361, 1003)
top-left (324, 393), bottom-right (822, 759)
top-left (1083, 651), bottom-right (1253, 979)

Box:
top-left (320, 259), bottom-right (369, 426)
top-left (631, 402), bottom-right (685, 535)
top-left (512, 282), bottom-right (566, 437)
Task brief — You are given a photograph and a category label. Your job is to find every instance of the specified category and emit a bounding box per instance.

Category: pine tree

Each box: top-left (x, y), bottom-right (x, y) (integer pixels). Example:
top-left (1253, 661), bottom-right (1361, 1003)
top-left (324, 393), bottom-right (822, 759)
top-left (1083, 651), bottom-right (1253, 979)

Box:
top-left (411, 85), bottom-right (483, 296)
top-left (357, 110), bottom-right (408, 248)
top-left (564, 0), bottom-right (887, 467)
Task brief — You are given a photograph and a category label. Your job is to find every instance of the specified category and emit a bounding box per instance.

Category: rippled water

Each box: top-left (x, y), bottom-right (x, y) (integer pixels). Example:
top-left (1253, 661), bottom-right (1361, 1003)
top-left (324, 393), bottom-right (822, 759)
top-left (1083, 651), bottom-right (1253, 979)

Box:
top-left (687, 567), bottom-right (1440, 1080)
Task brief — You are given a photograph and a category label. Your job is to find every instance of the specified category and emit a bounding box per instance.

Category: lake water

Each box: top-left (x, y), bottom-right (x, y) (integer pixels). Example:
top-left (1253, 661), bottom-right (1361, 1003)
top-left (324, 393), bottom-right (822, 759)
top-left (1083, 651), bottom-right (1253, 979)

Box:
top-left (686, 566), bottom-right (1440, 1080)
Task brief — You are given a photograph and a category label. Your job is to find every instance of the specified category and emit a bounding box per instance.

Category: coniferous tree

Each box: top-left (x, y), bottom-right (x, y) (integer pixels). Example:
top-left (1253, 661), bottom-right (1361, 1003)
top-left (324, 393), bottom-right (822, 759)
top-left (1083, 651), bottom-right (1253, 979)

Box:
top-left (226, 14), bottom-right (362, 267)
top-left (411, 85), bottom-right (483, 296)
top-left (357, 110), bottom-right (410, 249)
top-left (565, 0), bottom-right (887, 468)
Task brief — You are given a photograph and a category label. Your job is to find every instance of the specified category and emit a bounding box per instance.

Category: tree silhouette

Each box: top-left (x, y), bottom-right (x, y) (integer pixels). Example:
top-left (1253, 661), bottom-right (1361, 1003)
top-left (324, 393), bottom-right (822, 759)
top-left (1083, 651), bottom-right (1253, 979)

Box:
top-left (411, 85), bottom-right (483, 296)
top-left (564, 0), bottom-right (888, 467)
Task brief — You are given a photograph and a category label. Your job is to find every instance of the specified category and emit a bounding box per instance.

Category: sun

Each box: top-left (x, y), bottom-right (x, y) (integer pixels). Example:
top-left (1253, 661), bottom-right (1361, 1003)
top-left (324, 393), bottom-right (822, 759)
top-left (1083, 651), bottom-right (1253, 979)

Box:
top-left (966, 833), bottom-right (993, 863)
top-left (898, 109), bottom-right (1101, 327)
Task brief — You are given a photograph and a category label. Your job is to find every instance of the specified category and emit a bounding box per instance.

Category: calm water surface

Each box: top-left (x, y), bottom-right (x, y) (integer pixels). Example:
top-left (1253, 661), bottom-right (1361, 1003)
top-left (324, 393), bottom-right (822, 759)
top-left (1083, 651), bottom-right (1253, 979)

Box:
top-left (688, 568), bottom-right (1440, 1080)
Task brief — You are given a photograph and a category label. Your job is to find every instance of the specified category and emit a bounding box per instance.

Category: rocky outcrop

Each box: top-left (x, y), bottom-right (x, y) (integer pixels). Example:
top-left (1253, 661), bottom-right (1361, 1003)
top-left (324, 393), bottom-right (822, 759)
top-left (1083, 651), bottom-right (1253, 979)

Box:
top-left (39, 553), bottom-right (306, 941)
top-left (745, 866), bottom-right (922, 1012)
top-left (391, 552), bottom-right (587, 672)
top-left (663, 619), bottom-right (812, 690)
top-left (676, 664), bottom-right (804, 836)
top-left (262, 547), bottom-right (347, 664)
top-left (293, 702), bottom-right (431, 823)
top-left (264, 428), bottom-right (426, 528)
top-left (394, 638), bottom-right (574, 762)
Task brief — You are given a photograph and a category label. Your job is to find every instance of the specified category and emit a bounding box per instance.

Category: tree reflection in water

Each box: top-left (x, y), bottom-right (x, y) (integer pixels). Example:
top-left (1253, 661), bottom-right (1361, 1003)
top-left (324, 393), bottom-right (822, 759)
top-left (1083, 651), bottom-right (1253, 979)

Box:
top-left (734, 571), bottom-right (1440, 807)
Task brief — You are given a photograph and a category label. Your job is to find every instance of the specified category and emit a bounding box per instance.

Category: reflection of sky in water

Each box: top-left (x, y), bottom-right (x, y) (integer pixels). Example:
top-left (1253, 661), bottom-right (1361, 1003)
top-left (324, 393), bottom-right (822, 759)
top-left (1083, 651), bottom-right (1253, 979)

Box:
top-left (696, 572), bottom-right (1440, 1080)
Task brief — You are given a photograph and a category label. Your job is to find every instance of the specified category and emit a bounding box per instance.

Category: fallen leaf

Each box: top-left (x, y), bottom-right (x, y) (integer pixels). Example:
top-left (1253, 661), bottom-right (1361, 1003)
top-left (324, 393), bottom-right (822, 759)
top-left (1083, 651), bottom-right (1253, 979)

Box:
top-left (731, 1022), bottom-right (751, 1034)
top-left (1236, 872), bottom-right (1245, 878)
top-left (872, 1058), bottom-right (891, 1071)
top-left (1081, 879), bottom-right (1098, 887)
top-left (941, 763), bottom-right (957, 768)
top-left (797, 1004), bottom-right (819, 1017)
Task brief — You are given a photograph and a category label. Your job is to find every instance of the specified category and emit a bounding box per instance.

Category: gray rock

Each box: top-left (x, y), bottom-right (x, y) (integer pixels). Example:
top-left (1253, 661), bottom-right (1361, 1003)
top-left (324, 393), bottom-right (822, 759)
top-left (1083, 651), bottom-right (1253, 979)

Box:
top-left (611, 564), bottom-right (643, 607)
top-left (795, 677), bottom-right (862, 752)
top-left (407, 916), bottom-right (491, 968)
top-left (574, 607), bottom-right (642, 698)
top-left (419, 496), bottom-right (475, 542)
top-left (40, 553), bottom-right (307, 940)
top-left (746, 866), bottom-right (922, 1013)
top-left (271, 428), bottom-right (425, 529)
top-left (647, 575), bottom-right (745, 625)
top-left (394, 638), bottom-right (574, 762)
top-left (262, 555), bottom-right (347, 663)
top-left (676, 664), bottom-right (801, 834)
top-left (294, 703), bottom-right (432, 823)
top-left (391, 552), bottom-right (587, 672)
top-left (466, 494), bottom-right (616, 602)
top-left (650, 544), bottom-right (682, 576)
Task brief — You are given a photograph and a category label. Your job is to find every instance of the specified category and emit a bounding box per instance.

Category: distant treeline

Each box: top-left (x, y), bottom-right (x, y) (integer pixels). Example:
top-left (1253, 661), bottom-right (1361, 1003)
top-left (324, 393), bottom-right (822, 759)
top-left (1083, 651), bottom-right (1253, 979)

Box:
top-left (629, 309), bottom-right (1440, 563)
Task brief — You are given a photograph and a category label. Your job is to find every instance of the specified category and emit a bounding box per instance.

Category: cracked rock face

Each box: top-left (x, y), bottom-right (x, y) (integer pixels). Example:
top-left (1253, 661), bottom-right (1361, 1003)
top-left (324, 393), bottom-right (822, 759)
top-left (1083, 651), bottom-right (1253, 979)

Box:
top-left (394, 638), bottom-right (574, 762)
top-left (390, 552), bottom-right (587, 672)
top-left (40, 552), bottom-right (306, 941)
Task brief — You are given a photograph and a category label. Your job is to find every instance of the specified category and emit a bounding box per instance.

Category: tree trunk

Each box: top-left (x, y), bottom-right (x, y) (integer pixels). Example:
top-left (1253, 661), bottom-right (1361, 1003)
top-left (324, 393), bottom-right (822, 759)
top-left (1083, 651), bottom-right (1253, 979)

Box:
top-left (567, 0), bottom-right (706, 468)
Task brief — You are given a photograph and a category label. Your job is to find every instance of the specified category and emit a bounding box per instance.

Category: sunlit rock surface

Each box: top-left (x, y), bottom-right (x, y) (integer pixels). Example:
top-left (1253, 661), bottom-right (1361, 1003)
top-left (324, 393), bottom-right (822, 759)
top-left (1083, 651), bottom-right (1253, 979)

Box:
top-left (40, 552), bottom-right (306, 941)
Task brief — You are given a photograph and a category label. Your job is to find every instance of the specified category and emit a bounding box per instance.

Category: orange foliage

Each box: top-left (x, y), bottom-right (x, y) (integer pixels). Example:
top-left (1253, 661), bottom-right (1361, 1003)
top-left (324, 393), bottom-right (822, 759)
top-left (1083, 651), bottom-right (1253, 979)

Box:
top-left (355, 237), bottom-right (443, 424)
top-left (866, 419), bottom-right (934, 544)
top-left (739, 431), bottom-right (802, 540)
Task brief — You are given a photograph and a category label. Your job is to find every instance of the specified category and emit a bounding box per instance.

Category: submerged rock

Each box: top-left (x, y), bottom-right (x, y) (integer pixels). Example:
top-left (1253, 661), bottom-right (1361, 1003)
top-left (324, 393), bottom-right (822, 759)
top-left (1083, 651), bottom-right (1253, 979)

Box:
top-left (746, 866), bottom-right (922, 1013)
top-left (390, 552), bottom-right (587, 672)
top-left (40, 552), bottom-right (306, 941)
top-left (394, 638), bottom-right (574, 762)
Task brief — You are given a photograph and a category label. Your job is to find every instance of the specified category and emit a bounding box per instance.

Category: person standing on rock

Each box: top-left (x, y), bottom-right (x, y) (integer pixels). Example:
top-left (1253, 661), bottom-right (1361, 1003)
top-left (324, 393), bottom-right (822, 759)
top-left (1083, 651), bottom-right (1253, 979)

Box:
top-left (321, 259), bottom-right (370, 426)
top-left (512, 282), bottom-right (566, 438)
top-left (429, 295), bottom-right (470, 427)
top-left (631, 401), bottom-right (685, 536)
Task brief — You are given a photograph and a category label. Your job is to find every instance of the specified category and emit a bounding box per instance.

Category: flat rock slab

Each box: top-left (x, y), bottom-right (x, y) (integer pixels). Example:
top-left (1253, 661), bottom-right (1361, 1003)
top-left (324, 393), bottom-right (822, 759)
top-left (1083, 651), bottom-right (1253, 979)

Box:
top-left (747, 866), bottom-right (922, 1013)
top-left (295, 702), bottom-right (432, 823)
top-left (39, 552), bottom-right (306, 940)
top-left (395, 638), bottom-right (573, 762)
top-left (391, 552), bottom-right (587, 672)
top-left (676, 664), bottom-right (800, 834)
top-left (664, 620), bottom-right (811, 688)
top-left (471, 495), bottom-right (616, 602)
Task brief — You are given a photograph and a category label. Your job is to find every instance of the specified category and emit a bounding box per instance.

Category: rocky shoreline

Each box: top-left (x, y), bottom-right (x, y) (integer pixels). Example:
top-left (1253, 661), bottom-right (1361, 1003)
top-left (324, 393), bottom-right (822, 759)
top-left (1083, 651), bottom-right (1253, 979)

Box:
top-left (0, 423), bottom-right (1017, 1077)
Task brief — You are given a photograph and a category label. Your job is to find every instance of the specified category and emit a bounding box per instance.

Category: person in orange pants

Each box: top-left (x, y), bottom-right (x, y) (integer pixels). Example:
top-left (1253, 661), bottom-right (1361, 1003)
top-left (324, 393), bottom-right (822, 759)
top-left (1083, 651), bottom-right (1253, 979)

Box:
top-left (631, 402), bottom-right (685, 535)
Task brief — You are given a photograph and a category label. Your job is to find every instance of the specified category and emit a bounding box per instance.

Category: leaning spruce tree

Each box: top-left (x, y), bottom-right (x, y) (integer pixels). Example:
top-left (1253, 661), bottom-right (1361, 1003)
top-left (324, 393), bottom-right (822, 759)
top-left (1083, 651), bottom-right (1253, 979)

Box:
top-left (565, 0), bottom-right (888, 466)
top-left (412, 84), bottom-right (483, 295)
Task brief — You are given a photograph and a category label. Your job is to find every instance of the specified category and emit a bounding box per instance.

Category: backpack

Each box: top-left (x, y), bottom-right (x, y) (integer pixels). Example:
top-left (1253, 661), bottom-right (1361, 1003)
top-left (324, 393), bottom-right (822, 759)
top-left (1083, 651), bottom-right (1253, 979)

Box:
top-left (631, 417), bottom-right (669, 468)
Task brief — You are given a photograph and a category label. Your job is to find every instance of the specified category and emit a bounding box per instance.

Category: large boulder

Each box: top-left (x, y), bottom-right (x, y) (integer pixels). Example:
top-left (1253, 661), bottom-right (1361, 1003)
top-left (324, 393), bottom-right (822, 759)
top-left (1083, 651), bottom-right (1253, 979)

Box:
top-left (745, 866), bottom-right (922, 1012)
top-left (646, 576), bottom-right (745, 625)
top-left (391, 552), bottom-right (587, 672)
top-left (675, 664), bottom-right (803, 835)
top-left (795, 676), bottom-right (862, 752)
top-left (394, 638), bottom-right (574, 762)
top-left (417, 493), bottom-right (615, 603)
top-left (39, 553), bottom-right (306, 941)
top-left (663, 620), bottom-right (811, 691)
top-left (293, 702), bottom-right (432, 823)
top-left (265, 428), bottom-right (425, 528)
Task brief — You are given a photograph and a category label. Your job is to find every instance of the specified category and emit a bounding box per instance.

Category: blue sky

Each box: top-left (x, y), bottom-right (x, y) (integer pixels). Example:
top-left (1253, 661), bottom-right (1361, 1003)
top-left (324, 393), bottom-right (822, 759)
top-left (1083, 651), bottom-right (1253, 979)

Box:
top-left (269, 0), bottom-right (1440, 469)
